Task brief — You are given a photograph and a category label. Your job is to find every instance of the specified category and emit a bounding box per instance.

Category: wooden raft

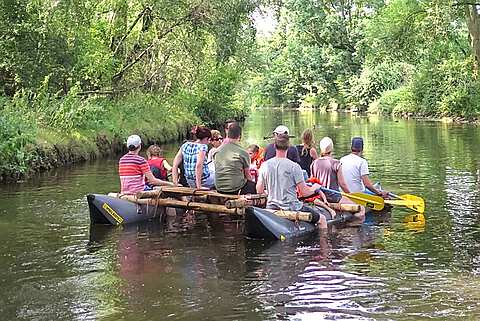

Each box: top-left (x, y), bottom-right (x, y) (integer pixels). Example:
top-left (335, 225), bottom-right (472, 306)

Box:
top-left (108, 186), bottom-right (361, 223)
top-left (108, 193), bottom-right (245, 215)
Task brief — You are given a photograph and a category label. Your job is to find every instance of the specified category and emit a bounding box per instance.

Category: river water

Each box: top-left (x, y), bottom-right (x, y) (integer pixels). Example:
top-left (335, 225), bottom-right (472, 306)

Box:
top-left (1, 109), bottom-right (480, 321)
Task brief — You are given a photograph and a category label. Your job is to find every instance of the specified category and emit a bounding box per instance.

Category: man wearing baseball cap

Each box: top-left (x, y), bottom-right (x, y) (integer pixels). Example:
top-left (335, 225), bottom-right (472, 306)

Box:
top-left (340, 137), bottom-right (388, 197)
top-left (118, 134), bottom-right (173, 194)
top-left (257, 134), bottom-right (329, 230)
top-left (263, 125), bottom-right (300, 163)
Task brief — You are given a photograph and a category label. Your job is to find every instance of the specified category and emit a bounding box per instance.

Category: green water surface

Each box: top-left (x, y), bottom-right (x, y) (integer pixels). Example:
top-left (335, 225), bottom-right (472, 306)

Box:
top-left (1, 109), bottom-right (480, 320)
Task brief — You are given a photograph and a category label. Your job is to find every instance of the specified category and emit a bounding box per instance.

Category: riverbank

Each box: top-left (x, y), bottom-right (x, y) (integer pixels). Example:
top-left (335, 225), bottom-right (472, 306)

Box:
top-left (320, 102), bottom-right (480, 125)
top-left (0, 92), bottom-right (213, 182)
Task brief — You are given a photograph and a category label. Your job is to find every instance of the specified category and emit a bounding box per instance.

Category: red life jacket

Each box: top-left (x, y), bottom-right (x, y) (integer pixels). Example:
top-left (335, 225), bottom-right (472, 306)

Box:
top-left (302, 177), bottom-right (324, 203)
top-left (147, 157), bottom-right (168, 180)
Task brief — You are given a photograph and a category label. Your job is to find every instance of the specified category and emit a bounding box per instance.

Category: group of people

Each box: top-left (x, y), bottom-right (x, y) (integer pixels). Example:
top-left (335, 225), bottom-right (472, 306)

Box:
top-left (118, 121), bottom-right (388, 229)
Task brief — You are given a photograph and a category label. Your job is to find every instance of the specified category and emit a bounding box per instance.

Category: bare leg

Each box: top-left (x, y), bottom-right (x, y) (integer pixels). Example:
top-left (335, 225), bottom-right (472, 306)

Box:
top-left (317, 214), bottom-right (327, 229)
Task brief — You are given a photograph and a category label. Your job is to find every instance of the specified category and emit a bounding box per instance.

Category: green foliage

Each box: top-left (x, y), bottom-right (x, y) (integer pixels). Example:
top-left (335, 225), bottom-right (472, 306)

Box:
top-left (257, 0), bottom-right (378, 106)
top-left (0, 102), bottom-right (36, 178)
top-left (0, 91), bottom-right (199, 179)
top-left (369, 86), bottom-right (416, 115)
top-left (232, 73), bottom-right (271, 110)
top-left (346, 62), bottom-right (414, 109)
top-left (0, 0), bottom-right (262, 179)
top-left (0, 0), bottom-right (260, 101)
top-left (251, 0), bottom-right (479, 119)
top-left (175, 65), bottom-right (245, 126)
top-left (412, 58), bottom-right (480, 117)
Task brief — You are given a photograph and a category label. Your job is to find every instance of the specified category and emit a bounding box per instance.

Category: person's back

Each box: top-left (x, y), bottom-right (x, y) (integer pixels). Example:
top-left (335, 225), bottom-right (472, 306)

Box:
top-left (181, 141), bottom-right (209, 181)
top-left (214, 141), bottom-right (250, 193)
top-left (296, 145), bottom-right (313, 176)
top-left (147, 157), bottom-right (168, 180)
top-left (340, 153), bottom-right (368, 193)
top-left (214, 122), bottom-right (255, 194)
top-left (295, 128), bottom-right (317, 176)
top-left (119, 151), bottom-right (150, 194)
top-left (311, 157), bottom-right (341, 190)
top-left (258, 157), bottom-right (304, 211)
top-left (263, 125), bottom-right (300, 164)
top-left (264, 143), bottom-right (300, 163)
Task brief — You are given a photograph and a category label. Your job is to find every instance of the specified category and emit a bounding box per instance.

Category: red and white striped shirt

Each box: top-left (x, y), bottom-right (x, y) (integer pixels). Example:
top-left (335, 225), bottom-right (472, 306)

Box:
top-left (118, 153), bottom-right (151, 194)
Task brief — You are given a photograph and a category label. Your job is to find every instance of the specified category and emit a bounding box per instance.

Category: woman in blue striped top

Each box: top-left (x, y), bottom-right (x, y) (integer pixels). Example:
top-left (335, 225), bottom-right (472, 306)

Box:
top-left (172, 126), bottom-right (214, 189)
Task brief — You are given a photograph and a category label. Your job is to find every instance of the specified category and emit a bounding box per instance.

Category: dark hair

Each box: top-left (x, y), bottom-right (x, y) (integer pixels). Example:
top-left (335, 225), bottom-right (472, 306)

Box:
top-left (224, 119), bottom-right (236, 130)
top-left (274, 134), bottom-right (289, 151)
top-left (227, 122), bottom-right (242, 139)
top-left (192, 125), bottom-right (212, 140)
top-left (128, 145), bottom-right (139, 151)
top-left (247, 144), bottom-right (259, 153)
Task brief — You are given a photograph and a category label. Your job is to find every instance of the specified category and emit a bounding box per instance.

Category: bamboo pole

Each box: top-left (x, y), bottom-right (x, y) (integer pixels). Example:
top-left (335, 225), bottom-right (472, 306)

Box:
top-left (108, 193), bottom-right (244, 215)
top-left (137, 187), bottom-right (238, 199)
top-left (137, 186), bottom-right (267, 202)
top-left (224, 198), bottom-right (267, 209)
top-left (268, 209), bottom-right (312, 222)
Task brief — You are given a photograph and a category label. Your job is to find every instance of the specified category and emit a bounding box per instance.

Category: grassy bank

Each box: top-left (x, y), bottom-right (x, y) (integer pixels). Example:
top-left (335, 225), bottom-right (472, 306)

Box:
top-left (0, 92), bottom-right (205, 182)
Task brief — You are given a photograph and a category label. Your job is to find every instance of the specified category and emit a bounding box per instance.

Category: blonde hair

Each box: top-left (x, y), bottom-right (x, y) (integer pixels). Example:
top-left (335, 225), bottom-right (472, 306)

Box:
top-left (211, 130), bottom-right (222, 140)
top-left (146, 145), bottom-right (162, 159)
top-left (301, 129), bottom-right (314, 156)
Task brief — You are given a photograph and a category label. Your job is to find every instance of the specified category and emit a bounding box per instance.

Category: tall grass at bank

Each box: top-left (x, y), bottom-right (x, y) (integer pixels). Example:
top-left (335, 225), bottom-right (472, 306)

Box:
top-left (0, 90), bottom-right (200, 181)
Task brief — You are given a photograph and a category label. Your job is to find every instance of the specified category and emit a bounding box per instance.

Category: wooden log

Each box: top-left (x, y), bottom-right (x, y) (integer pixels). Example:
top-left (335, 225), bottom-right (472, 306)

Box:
top-left (313, 199), bottom-right (361, 213)
top-left (108, 193), bottom-right (244, 215)
top-left (137, 186), bottom-right (267, 201)
top-left (268, 209), bottom-right (312, 222)
top-left (225, 198), bottom-right (267, 209)
top-left (137, 187), bottom-right (237, 200)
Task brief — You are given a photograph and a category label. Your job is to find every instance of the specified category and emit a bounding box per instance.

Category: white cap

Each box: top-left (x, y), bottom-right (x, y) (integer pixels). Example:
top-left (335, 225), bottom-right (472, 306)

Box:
top-left (273, 125), bottom-right (289, 135)
top-left (319, 137), bottom-right (333, 154)
top-left (126, 135), bottom-right (142, 148)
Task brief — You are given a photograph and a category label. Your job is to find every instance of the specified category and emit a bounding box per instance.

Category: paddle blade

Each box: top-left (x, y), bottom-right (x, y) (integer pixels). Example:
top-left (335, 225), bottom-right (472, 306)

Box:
top-left (399, 194), bottom-right (425, 213)
top-left (385, 198), bottom-right (425, 213)
top-left (403, 213), bottom-right (426, 232)
top-left (346, 193), bottom-right (384, 211)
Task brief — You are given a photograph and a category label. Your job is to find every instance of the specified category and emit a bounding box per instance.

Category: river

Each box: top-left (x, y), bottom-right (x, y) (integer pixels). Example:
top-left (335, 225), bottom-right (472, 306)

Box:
top-left (1, 109), bottom-right (480, 320)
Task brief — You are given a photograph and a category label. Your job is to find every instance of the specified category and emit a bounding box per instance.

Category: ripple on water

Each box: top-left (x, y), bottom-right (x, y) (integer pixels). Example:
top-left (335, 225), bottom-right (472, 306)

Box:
top-left (279, 263), bottom-right (388, 319)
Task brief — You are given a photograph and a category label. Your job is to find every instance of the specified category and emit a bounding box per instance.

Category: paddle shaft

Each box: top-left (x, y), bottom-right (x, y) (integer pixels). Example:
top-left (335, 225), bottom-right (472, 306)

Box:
top-left (319, 187), bottom-right (385, 211)
top-left (388, 192), bottom-right (402, 199)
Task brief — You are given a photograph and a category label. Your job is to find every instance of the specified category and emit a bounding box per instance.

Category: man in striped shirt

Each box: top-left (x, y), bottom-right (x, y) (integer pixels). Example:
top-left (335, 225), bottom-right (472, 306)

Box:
top-left (119, 135), bottom-right (173, 194)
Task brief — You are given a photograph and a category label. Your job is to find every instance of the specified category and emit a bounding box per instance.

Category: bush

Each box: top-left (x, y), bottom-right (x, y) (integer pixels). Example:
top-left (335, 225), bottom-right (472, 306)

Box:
top-left (345, 62), bottom-right (414, 110)
top-left (0, 104), bottom-right (37, 178)
top-left (412, 58), bottom-right (480, 117)
top-left (369, 86), bottom-right (416, 114)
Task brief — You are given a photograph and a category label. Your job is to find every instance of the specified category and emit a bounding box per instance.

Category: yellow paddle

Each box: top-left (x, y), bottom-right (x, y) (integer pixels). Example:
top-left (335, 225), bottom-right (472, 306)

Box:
top-left (319, 187), bottom-right (385, 211)
top-left (386, 193), bottom-right (425, 213)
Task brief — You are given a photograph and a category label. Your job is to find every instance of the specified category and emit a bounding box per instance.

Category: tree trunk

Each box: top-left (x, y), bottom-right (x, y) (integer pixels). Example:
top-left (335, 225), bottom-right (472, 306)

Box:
top-left (465, 5), bottom-right (480, 76)
top-left (110, 0), bottom-right (128, 88)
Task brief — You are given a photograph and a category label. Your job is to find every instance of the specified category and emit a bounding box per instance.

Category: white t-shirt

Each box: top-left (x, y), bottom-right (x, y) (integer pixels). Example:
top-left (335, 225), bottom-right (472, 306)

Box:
top-left (339, 153), bottom-right (369, 193)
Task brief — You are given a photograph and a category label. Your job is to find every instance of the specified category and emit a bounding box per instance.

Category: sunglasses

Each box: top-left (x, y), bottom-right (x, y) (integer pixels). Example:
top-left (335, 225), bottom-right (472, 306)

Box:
top-left (212, 137), bottom-right (223, 141)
